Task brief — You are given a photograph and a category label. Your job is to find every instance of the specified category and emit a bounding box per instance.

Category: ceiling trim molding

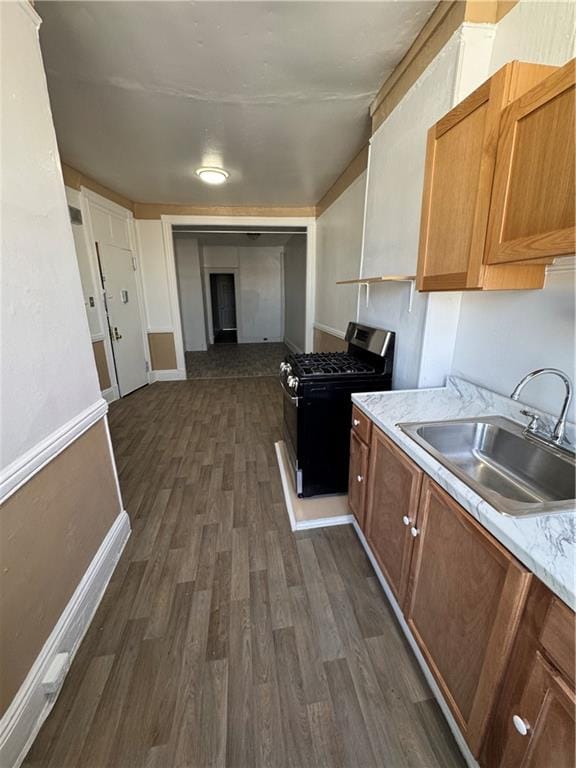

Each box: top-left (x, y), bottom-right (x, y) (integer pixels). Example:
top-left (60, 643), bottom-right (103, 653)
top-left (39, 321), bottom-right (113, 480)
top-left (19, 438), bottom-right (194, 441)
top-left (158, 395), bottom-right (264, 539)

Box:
top-left (61, 162), bottom-right (134, 213)
top-left (369, 0), bottom-right (518, 134)
top-left (315, 144), bottom-right (369, 219)
top-left (133, 203), bottom-right (316, 220)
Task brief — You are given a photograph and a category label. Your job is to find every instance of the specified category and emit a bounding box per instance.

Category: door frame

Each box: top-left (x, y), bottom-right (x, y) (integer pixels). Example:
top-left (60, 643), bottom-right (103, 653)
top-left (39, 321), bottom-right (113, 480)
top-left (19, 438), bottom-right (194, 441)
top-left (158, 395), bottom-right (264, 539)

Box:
top-left (81, 189), bottom-right (151, 401)
top-left (204, 267), bottom-right (241, 345)
top-left (161, 214), bottom-right (316, 370)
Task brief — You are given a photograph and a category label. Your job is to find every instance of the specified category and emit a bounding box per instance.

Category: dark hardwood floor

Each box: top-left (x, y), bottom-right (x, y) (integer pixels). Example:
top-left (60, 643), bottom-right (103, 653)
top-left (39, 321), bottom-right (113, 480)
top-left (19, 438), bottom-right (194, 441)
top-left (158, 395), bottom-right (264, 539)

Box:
top-left (24, 377), bottom-right (464, 768)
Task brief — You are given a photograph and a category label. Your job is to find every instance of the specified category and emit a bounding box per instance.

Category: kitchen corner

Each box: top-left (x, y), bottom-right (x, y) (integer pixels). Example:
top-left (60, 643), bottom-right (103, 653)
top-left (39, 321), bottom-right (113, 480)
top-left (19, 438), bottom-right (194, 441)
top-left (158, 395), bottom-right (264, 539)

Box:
top-left (352, 375), bottom-right (576, 610)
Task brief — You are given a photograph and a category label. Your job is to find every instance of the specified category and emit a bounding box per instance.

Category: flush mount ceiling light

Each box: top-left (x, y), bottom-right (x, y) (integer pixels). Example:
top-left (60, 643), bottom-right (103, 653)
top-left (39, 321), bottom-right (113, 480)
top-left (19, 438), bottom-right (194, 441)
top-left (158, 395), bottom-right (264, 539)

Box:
top-left (195, 167), bottom-right (229, 185)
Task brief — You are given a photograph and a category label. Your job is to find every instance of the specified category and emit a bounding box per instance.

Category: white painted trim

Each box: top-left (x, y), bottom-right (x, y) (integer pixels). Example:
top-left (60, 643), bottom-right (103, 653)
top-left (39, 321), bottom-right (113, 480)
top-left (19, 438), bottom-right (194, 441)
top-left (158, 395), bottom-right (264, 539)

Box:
top-left (81, 188), bottom-right (133, 219)
top-left (274, 442), bottom-right (352, 532)
top-left (161, 215), bottom-right (317, 362)
top-left (150, 369), bottom-right (187, 382)
top-left (101, 386), bottom-right (118, 404)
top-left (0, 400), bottom-right (108, 503)
top-left (352, 519), bottom-right (479, 768)
top-left (356, 142), bottom-right (372, 322)
top-left (16, 0), bottom-right (41, 29)
top-left (284, 337), bottom-right (303, 354)
top-left (90, 332), bottom-right (105, 343)
top-left (313, 322), bottom-right (347, 340)
top-left (0, 510), bottom-right (131, 768)
top-left (103, 416), bottom-right (124, 513)
top-left (146, 326), bottom-right (175, 334)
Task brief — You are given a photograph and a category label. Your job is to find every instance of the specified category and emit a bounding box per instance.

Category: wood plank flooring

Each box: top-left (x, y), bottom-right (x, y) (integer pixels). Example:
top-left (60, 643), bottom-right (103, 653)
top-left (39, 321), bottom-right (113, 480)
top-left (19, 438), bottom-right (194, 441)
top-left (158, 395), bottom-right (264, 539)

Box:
top-left (24, 377), bottom-right (465, 768)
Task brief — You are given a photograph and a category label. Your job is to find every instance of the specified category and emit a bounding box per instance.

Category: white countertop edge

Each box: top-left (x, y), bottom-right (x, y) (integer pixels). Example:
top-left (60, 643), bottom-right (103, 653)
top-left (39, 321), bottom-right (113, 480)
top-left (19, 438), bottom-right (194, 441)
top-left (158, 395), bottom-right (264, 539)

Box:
top-left (352, 382), bottom-right (576, 611)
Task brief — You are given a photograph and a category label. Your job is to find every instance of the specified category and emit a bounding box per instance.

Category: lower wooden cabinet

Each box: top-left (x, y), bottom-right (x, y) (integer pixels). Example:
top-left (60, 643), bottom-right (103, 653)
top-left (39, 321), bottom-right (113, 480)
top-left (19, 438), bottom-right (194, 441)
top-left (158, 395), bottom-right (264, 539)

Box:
top-left (348, 429), bottom-right (369, 528)
top-left (364, 427), bottom-right (422, 607)
top-left (348, 417), bottom-right (575, 765)
top-left (498, 651), bottom-right (575, 768)
top-left (405, 478), bottom-right (532, 755)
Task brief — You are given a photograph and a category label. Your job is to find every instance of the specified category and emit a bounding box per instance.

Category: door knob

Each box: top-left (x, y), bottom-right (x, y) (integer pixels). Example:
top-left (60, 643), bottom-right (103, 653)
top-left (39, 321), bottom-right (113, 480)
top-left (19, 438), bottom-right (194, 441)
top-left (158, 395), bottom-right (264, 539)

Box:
top-left (512, 715), bottom-right (530, 736)
top-left (113, 327), bottom-right (122, 341)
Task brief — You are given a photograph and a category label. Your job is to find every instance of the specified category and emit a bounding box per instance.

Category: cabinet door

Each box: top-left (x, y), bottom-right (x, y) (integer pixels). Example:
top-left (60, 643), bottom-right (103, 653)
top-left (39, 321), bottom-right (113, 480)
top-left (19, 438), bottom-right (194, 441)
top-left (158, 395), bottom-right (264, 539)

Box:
top-left (417, 61), bottom-right (553, 291)
top-left (486, 59), bottom-right (575, 264)
top-left (364, 427), bottom-right (422, 607)
top-left (405, 478), bottom-right (531, 756)
top-left (348, 430), bottom-right (369, 529)
top-left (499, 651), bottom-right (575, 768)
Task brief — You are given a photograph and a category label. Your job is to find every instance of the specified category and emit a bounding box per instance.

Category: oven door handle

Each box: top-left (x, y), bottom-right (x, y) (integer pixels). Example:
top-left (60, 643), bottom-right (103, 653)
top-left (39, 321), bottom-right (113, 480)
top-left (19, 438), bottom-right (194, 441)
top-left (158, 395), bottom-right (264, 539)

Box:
top-left (280, 377), bottom-right (300, 405)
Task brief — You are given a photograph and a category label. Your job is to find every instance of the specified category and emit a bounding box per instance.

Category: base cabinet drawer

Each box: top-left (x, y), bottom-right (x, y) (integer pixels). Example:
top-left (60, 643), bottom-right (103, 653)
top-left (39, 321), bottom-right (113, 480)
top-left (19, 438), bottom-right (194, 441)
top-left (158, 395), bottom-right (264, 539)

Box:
top-left (405, 478), bottom-right (532, 756)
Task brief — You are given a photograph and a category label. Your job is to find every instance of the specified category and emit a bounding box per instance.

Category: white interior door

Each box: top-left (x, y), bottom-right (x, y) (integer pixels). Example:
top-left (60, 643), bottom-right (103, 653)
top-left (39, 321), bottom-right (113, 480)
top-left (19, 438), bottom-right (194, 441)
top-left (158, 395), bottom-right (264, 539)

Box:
top-left (98, 244), bottom-right (148, 396)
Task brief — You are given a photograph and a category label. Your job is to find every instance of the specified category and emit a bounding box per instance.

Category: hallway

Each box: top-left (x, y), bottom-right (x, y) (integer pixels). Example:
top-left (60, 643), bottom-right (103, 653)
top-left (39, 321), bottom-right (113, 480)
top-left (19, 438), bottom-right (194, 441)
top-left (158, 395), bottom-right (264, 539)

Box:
top-left (24, 377), bottom-right (463, 768)
top-left (186, 343), bottom-right (288, 379)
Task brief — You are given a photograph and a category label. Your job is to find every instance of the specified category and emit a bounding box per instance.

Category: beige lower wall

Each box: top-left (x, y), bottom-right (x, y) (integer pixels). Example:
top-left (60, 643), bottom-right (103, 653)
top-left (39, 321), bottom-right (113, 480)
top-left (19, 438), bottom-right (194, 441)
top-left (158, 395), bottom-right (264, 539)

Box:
top-left (92, 340), bottom-right (111, 391)
top-left (0, 419), bottom-right (121, 715)
top-left (313, 327), bottom-right (348, 353)
top-left (148, 332), bottom-right (177, 371)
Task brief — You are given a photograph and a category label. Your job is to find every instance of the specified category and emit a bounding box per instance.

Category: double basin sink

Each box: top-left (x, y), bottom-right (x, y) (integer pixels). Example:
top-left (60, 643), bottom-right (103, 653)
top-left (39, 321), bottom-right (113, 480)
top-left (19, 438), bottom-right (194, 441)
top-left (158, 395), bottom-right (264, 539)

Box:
top-left (398, 416), bottom-right (575, 517)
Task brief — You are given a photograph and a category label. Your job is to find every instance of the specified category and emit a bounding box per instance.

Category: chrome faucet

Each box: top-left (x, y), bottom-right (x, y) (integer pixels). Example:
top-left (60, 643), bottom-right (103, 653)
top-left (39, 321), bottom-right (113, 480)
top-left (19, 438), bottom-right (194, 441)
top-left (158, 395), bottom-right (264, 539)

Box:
top-left (510, 368), bottom-right (573, 449)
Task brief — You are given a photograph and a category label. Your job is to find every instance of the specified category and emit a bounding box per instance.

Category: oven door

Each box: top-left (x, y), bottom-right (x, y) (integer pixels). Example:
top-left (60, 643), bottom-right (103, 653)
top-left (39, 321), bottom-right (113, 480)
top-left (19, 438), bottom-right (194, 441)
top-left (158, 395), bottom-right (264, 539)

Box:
top-left (281, 378), bottom-right (302, 494)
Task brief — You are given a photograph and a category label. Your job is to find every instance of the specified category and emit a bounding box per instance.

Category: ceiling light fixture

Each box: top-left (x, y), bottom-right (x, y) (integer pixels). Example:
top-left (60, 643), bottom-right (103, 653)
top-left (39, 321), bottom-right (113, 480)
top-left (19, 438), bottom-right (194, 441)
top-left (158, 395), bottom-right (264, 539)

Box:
top-left (195, 167), bottom-right (229, 185)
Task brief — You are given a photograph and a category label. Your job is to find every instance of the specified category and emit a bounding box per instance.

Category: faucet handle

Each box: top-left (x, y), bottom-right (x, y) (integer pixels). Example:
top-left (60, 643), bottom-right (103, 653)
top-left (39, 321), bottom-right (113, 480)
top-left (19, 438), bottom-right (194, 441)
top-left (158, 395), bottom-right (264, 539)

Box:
top-left (520, 409), bottom-right (541, 434)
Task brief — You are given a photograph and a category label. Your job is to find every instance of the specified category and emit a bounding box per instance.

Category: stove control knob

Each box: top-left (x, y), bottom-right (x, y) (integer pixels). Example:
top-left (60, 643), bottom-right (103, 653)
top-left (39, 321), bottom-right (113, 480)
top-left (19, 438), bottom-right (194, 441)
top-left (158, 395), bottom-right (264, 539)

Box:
top-left (280, 362), bottom-right (292, 374)
top-left (287, 375), bottom-right (299, 392)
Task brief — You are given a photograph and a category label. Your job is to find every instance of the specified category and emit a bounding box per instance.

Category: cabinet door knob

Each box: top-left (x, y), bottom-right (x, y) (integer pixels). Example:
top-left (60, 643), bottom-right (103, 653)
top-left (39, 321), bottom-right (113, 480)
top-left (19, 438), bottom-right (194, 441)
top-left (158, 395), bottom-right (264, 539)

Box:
top-left (357, 475), bottom-right (363, 483)
top-left (410, 526), bottom-right (419, 538)
top-left (512, 715), bottom-right (530, 736)
top-left (402, 515), bottom-right (411, 526)
top-left (353, 419), bottom-right (360, 427)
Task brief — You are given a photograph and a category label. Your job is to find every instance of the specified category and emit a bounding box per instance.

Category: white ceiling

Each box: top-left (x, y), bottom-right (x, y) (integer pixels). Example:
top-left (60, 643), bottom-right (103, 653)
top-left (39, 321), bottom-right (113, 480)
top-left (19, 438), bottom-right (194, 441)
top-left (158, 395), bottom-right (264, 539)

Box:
top-left (37, 1), bottom-right (437, 206)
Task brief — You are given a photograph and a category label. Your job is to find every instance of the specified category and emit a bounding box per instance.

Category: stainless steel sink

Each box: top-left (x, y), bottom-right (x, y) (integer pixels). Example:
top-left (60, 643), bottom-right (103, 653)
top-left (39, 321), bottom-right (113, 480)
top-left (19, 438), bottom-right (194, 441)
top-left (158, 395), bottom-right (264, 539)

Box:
top-left (398, 416), bottom-right (576, 517)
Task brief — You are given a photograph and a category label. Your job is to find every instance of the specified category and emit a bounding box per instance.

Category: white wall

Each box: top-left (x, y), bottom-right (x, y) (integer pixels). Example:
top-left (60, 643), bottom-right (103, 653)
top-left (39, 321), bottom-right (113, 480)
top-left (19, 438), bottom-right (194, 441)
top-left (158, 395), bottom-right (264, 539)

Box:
top-left (283, 235), bottom-right (307, 353)
top-left (201, 245), bottom-right (284, 343)
top-left (450, 0), bottom-right (576, 419)
top-left (1, 2), bottom-right (101, 470)
top-left (315, 172), bottom-right (366, 338)
top-left (174, 236), bottom-right (207, 351)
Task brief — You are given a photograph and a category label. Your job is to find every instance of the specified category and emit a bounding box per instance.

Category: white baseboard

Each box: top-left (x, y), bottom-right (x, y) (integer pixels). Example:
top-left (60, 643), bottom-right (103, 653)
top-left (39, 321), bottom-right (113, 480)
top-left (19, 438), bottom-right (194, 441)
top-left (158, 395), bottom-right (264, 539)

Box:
top-left (313, 322), bottom-right (346, 340)
top-left (238, 337), bottom-right (284, 344)
top-left (150, 369), bottom-right (186, 382)
top-left (0, 399), bottom-right (108, 504)
top-left (283, 337), bottom-right (303, 355)
top-left (0, 510), bottom-right (131, 768)
top-left (351, 520), bottom-right (478, 768)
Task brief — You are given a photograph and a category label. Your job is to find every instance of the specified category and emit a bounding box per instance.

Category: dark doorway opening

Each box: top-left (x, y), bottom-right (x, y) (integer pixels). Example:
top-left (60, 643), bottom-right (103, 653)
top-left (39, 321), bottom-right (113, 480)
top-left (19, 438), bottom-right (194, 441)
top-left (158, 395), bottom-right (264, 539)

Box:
top-left (210, 273), bottom-right (237, 344)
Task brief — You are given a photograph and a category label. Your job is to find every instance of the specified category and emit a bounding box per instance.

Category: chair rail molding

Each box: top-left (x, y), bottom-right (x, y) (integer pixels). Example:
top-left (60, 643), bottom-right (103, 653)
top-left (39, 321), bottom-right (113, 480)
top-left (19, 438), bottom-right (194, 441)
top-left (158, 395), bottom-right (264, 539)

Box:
top-left (0, 399), bottom-right (108, 503)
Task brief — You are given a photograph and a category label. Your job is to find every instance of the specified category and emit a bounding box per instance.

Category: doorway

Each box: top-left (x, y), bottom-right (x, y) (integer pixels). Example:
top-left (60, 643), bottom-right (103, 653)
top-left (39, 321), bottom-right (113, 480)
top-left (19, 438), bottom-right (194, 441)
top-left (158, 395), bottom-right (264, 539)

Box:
top-left (210, 273), bottom-right (237, 344)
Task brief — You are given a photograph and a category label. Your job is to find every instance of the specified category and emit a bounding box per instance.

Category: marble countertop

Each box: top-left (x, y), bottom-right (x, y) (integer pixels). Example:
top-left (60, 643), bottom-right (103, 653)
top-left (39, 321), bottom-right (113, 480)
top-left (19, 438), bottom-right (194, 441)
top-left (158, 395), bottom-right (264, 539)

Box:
top-left (352, 376), bottom-right (575, 610)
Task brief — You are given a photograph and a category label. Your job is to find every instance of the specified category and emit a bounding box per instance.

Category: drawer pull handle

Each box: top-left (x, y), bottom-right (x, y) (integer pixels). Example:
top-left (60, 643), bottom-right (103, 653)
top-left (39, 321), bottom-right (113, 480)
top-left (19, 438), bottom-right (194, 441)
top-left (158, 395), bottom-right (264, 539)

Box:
top-left (512, 715), bottom-right (530, 736)
top-left (410, 526), bottom-right (419, 538)
top-left (402, 515), bottom-right (411, 526)
top-left (353, 419), bottom-right (360, 427)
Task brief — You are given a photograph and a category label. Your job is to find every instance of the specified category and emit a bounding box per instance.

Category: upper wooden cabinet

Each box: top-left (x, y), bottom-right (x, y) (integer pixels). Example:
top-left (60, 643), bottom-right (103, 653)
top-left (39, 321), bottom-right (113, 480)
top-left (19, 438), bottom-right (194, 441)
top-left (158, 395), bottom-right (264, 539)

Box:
top-left (417, 61), bottom-right (556, 292)
top-left (486, 59), bottom-right (576, 265)
top-left (405, 477), bottom-right (532, 756)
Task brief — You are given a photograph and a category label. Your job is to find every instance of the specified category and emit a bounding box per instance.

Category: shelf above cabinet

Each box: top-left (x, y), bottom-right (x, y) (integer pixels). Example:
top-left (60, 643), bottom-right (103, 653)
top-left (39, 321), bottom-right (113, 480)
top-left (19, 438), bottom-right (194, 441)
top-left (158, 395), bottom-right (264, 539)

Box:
top-left (337, 275), bottom-right (416, 311)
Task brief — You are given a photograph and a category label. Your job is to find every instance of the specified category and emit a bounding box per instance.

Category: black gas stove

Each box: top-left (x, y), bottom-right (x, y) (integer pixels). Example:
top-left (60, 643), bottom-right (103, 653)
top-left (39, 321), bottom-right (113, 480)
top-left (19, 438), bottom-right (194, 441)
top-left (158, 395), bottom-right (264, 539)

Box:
top-left (281, 322), bottom-right (395, 497)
